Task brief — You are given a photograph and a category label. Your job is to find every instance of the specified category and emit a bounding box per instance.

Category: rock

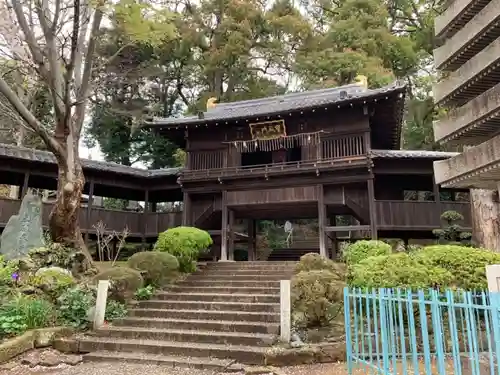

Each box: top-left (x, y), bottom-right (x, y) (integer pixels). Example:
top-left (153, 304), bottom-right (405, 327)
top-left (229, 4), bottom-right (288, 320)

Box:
top-left (20, 349), bottom-right (82, 367)
top-left (34, 327), bottom-right (74, 348)
top-left (52, 337), bottom-right (80, 354)
top-left (244, 366), bottom-right (274, 374)
top-left (264, 342), bottom-right (346, 367)
top-left (0, 194), bottom-right (44, 260)
top-left (223, 362), bottom-right (245, 373)
top-left (0, 331), bottom-right (35, 364)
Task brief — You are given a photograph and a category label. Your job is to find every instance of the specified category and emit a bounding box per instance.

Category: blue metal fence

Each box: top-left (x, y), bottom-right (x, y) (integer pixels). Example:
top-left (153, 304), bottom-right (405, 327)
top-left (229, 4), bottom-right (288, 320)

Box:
top-left (344, 288), bottom-right (500, 375)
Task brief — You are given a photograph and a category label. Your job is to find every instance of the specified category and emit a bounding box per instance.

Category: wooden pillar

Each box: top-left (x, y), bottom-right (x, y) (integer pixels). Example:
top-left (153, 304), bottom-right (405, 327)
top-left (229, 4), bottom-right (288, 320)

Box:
top-left (85, 180), bottom-right (95, 244)
top-left (330, 216), bottom-right (338, 259)
top-left (367, 179), bottom-right (378, 240)
top-left (433, 176), bottom-right (442, 214)
top-left (220, 191), bottom-right (228, 261)
top-left (142, 189), bottom-right (149, 244)
top-left (228, 210), bottom-right (235, 261)
top-left (317, 184), bottom-right (327, 257)
top-left (247, 219), bottom-right (256, 261)
top-left (182, 191), bottom-right (191, 226)
top-left (20, 172), bottom-right (30, 199)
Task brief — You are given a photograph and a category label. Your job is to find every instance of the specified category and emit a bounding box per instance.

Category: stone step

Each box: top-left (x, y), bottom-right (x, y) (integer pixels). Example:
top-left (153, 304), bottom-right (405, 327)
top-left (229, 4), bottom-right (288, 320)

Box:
top-left (79, 337), bottom-right (267, 364)
top-left (189, 274), bottom-right (288, 281)
top-left (155, 292), bottom-right (280, 303)
top-left (113, 317), bottom-right (279, 334)
top-left (192, 270), bottom-right (293, 277)
top-left (181, 279), bottom-right (280, 287)
top-left (128, 308), bottom-right (280, 322)
top-left (167, 286), bottom-right (281, 295)
top-left (138, 300), bottom-right (279, 313)
top-left (206, 261), bottom-right (296, 267)
top-left (84, 351), bottom-right (236, 371)
top-left (95, 326), bottom-right (275, 347)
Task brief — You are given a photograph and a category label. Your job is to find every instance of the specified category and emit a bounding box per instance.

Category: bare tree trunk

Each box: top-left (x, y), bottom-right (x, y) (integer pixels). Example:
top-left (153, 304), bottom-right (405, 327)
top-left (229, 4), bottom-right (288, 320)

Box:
top-left (49, 140), bottom-right (92, 265)
top-left (470, 189), bottom-right (500, 251)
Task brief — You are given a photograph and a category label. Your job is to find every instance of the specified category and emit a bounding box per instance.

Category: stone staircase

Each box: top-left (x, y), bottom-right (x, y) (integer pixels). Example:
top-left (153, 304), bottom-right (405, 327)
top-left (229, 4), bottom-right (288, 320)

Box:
top-left (79, 261), bottom-right (297, 370)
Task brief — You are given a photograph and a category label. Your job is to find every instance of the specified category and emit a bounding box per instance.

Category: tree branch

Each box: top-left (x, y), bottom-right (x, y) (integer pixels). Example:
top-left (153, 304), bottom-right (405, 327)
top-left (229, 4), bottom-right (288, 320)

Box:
top-left (0, 76), bottom-right (63, 155)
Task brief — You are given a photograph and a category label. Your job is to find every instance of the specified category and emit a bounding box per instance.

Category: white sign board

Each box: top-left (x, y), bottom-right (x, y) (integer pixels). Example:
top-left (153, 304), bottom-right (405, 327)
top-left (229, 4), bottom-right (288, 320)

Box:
top-left (486, 264), bottom-right (500, 292)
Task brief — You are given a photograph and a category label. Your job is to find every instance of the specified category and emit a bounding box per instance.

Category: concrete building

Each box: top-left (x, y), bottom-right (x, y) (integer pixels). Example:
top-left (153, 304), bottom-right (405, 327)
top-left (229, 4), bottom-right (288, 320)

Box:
top-left (432, 0), bottom-right (500, 189)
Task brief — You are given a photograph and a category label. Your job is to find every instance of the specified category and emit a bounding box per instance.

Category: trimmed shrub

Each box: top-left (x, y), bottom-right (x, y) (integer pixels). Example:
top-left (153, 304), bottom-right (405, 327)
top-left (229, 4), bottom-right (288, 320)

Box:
top-left (349, 253), bottom-right (454, 289)
top-left (413, 245), bottom-right (500, 290)
top-left (56, 286), bottom-right (95, 329)
top-left (154, 226), bottom-right (212, 273)
top-left (344, 240), bottom-right (392, 265)
top-left (291, 270), bottom-right (344, 329)
top-left (294, 252), bottom-right (346, 277)
top-left (128, 251), bottom-right (179, 286)
top-left (93, 266), bottom-right (143, 302)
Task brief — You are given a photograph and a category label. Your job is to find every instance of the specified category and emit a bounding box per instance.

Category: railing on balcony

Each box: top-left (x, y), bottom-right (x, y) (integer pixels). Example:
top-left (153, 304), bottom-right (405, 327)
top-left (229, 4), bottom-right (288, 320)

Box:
top-left (322, 134), bottom-right (365, 159)
top-left (0, 198), bottom-right (183, 237)
top-left (375, 200), bottom-right (471, 229)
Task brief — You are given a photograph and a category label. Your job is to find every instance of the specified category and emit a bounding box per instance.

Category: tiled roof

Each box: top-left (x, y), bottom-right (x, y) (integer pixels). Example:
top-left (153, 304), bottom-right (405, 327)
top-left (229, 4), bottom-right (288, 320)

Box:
top-left (0, 143), bottom-right (180, 177)
top-left (147, 82), bottom-right (406, 126)
top-left (370, 149), bottom-right (459, 159)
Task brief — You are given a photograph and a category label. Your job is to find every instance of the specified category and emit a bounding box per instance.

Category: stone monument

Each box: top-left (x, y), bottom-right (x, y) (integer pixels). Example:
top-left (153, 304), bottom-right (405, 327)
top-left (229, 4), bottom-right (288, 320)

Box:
top-left (0, 193), bottom-right (44, 260)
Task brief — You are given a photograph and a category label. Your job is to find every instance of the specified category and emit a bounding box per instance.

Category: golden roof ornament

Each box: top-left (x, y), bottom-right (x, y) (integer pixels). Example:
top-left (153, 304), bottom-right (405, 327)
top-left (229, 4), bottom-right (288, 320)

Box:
top-left (354, 75), bottom-right (368, 90)
top-left (206, 97), bottom-right (217, 110)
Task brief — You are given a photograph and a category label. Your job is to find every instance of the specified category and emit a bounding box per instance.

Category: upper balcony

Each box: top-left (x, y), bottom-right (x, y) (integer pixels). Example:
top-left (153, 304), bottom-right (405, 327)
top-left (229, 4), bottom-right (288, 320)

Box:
top-left (435, 0), bottom-right (491, 40)
top-left (433, 81), bottom-right (500, 145)
top-left (434, 0), bottom-right (500, 72)
top-left (433, 36), bottom-right (500, 107)
top-left (181, 134), bottom-right (369, 182)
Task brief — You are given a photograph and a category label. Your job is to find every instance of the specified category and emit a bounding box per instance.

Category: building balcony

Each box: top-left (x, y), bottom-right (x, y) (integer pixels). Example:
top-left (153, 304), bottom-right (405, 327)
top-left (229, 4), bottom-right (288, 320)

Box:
top-left (434, 134), bottom-right (500, 189)
top-left (433, 36), bottom-right (500, 107)
top-left (0, 198), bottom-right (183, 238)
top-left (435, 0), bottom-right (491, 40)
top-left (434, 0), bottom-right (500, 71)
top-left (433, 82), bottom-right (500, 145)
top-left (180, 155), bottom-right (369, 182)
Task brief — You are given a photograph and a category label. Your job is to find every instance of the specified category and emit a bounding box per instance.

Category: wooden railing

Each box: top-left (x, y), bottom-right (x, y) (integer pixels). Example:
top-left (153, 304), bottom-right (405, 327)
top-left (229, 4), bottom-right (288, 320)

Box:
top-left (182, 155), bottom-right (368, 180)
top-left (0, 198), bottom-right (183, 237)
top-left (375, 200), bottom-right (471, 229)
top-left (322, 134), bottom-right (365, 158)
top-left (189, 149), bottom-right (225, 170)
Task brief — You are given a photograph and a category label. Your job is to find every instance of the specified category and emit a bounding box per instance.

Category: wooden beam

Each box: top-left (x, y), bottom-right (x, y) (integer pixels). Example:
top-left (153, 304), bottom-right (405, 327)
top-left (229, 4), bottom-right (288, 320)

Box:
top-left (182, 191), bottom-right (191, 226)
top-left (317, 184), bottom-right (327, 258)
top-left (324, 225), bottom-right (371, 232)
top-left (367, 179), bottom-right (378, 240)
top-left (228, 209), bottom-right (235, 261)
top-left (247, 219), bottom-right (256, 261)
top-left (142, 189), bottom-right (149, 244)
top-left (21, 172), bottom-right (30, 198)
top-left (220, 191), bottom-right (228, 261)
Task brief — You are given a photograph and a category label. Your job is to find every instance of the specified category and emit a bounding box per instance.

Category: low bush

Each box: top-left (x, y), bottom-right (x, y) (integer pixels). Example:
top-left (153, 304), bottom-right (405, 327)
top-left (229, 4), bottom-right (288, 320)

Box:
top-left (135, 285), bottom-right (156, 300)
top-left (154, 227), bottom-right (212, 273)
top-left (0, 295), bottom-right (55, 338)
top-left (0, 255), bottom-right (17, 299)
top-left (349, 252), bottom-right (454, 289)
top-left (128, 251), bottom-right (179, 286)
top-left (413, 245), bottom-right (500, 290)
top-left (56, 286), bottom-right (95, 329)
top-left (291, 269), bottom-right (344, 329)
top-left (344, 240), bottom-right (392, 265)
top-left (105, 300), bottom-right (128, 321)
top-left (93, 266), bottom-right (143, 302)
top-left (294, 252), bottom-right (346, 276)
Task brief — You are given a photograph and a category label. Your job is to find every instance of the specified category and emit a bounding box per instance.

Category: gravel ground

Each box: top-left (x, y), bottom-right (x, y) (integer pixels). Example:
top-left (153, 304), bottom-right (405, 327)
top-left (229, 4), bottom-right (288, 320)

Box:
top-left (0, 361), bottom-right (354, 375)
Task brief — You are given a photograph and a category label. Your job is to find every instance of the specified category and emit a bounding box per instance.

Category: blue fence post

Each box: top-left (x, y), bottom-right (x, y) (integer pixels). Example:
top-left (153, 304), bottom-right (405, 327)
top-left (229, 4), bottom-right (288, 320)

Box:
top-left (344, 287), bottom-right (353, 375)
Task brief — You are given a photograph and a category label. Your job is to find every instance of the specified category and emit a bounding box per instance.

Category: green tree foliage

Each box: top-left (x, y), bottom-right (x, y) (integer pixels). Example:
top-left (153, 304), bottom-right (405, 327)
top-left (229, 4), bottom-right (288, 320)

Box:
top-left (86, 0), bottom-right (446, 163)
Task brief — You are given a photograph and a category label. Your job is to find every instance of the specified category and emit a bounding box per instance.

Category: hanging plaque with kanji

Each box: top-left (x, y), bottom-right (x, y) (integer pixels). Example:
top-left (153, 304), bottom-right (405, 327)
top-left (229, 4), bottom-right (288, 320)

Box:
top-left (249, 120), bottom-right (286, 140)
